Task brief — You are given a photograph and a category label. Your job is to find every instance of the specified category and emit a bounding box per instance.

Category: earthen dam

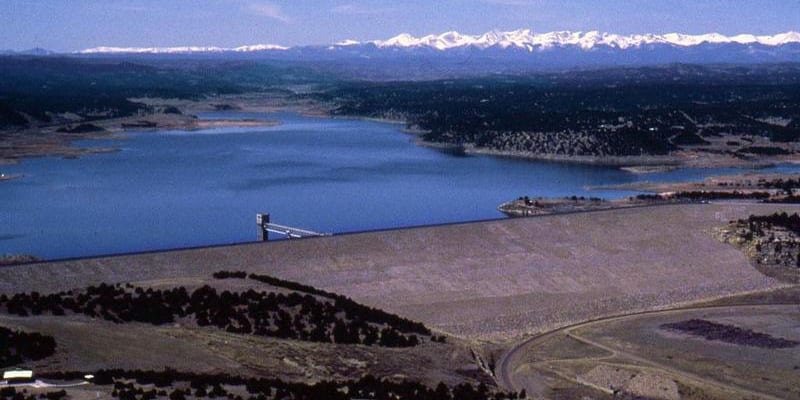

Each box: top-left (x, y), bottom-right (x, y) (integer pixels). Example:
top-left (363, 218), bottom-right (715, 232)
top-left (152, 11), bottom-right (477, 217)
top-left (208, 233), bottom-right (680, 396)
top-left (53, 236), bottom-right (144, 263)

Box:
top-left (0, 203), bottom-right (790, 342)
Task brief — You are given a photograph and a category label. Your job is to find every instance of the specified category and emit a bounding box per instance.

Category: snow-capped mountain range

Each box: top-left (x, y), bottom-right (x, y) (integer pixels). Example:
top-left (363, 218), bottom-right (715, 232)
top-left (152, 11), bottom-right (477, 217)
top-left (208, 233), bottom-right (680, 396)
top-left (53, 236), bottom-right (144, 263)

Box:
top-left (71, 29), bottom-right (800, 77)
top-left (79, 44), bottom-right (287, 54)
top-left (368, 30), bottom-right (800, 51)
top-left (78, 29), bottom-right (800, 54)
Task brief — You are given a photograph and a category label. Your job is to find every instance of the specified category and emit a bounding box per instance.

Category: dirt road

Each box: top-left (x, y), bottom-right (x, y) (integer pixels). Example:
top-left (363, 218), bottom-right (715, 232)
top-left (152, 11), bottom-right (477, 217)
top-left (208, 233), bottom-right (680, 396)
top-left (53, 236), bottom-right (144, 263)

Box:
top-left (496, 303), bottom-right (798, 399)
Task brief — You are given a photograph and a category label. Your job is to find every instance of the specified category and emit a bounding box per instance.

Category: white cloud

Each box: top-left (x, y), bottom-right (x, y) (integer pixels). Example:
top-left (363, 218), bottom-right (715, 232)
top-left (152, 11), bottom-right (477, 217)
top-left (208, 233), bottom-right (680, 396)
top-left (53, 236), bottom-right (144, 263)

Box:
top-left (246, 2), bottom-right (290, 22)
top-left (331, 4), bottom-right (395, 15)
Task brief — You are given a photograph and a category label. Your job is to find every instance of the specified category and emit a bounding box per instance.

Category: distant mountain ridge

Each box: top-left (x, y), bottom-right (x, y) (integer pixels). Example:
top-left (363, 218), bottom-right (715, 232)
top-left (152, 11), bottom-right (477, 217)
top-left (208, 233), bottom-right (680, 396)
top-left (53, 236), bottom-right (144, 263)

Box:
top-left (79, 44), bottom-right (288, 54)
top-left (76, 29), bottom-right (800, 54)
top-left (364, 29), bottom-right (800, 51)
top-left (0, 47), bottom-right (55, 56)
top-left (9, 29), bottom-right (800, 79)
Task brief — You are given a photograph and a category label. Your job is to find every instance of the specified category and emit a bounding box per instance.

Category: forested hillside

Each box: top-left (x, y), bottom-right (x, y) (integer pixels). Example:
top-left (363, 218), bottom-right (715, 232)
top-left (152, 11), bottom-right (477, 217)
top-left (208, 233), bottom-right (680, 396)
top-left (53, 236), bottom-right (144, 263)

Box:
top-left (324, 64), bottom-right (800, 157)
top-left (0, 56), bottom-right (325, 128)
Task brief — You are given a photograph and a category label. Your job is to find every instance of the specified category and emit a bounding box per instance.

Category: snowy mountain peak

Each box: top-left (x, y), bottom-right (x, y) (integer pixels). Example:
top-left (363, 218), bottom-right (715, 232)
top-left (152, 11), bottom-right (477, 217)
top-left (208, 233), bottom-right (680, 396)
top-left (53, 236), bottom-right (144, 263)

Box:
top-left (369, 29), bottom-right (800, 51)
top-left (231, 44), bottom-right (288, 52)
top-left (335, 39), bottom-right (361, 46)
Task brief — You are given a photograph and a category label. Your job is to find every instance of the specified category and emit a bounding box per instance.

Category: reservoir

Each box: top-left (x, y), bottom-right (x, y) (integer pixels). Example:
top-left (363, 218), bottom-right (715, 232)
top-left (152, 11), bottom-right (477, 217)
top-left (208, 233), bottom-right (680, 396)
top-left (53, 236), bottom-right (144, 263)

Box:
top-left (2, 111), bottom-right (797, 259)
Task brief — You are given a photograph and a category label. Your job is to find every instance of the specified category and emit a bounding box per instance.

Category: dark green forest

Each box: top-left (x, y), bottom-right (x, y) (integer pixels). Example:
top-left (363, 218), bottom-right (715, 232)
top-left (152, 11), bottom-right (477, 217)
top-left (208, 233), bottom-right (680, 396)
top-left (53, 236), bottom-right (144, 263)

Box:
top-left (0, 56), bottom-right (326, 128)
top-left (323, 64), bottom-right (800, 156)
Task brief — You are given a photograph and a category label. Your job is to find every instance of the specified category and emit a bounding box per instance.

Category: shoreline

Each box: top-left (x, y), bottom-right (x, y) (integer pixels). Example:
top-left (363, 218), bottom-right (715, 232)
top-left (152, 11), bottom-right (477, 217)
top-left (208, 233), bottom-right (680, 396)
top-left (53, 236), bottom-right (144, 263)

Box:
top-left (504, 170), bottom-right (800, 218)
top-left (156, 118), bottom-right (281, 131)
top-left (3, 93), bottom-right (799, 173)
top-left (0, 112), bottom-right (281, 167)
top-left (411, 138), bottom-right (795, 170)
top-left (377, 114), bottom-right (796, 170)
top-left (0, 173), bottom-right (23, 182)
top-left (587, 171), bottom-right (800, 193)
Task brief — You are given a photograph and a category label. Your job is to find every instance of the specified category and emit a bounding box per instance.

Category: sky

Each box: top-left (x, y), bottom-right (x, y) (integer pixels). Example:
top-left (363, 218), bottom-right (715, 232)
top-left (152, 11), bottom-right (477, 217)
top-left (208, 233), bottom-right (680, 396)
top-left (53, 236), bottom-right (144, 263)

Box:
top-left (1, 0), bottom-right (799, 52)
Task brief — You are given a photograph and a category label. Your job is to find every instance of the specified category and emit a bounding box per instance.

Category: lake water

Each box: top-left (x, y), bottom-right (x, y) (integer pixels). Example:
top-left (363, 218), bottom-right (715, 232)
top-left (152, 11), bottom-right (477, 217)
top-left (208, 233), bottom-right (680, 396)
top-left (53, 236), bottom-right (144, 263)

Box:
top-left (2, 112), bottom-right (799, 260)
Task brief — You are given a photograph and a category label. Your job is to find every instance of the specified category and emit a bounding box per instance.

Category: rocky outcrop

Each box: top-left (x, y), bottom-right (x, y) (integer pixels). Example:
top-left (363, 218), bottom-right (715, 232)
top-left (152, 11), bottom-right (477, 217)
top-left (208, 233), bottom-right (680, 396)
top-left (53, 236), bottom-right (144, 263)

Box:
top-left (714, 212), bottom-right (800, 282)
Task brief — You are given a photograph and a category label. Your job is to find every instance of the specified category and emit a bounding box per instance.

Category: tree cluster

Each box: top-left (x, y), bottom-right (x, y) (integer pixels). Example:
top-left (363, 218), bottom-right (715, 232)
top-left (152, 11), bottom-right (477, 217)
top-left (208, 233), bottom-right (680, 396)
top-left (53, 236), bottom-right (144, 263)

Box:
top-left (42, 369), bottom-right (525, 400)
top-left (215, 271), bottom-right (432, 337)
top-left (739, 212), bottom-right (800, 237)
top-left (737, 146), bottom-right (793, 156)
top-left (758, 177), bottom-right (800, 193)
top-left (0, 326), bottom-right (56, 368)
top-left (721, 212), bottom-right (800, 269)
top-left (0, 282), bottom-right (429, 347)
top-left (0, 388), bottom-right (66, 400)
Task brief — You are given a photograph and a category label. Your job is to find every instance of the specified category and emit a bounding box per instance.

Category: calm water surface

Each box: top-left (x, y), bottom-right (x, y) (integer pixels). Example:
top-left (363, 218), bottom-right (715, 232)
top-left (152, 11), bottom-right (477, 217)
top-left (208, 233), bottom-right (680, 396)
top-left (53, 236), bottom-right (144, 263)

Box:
top-left (3, 112), bottom-right (799, 259)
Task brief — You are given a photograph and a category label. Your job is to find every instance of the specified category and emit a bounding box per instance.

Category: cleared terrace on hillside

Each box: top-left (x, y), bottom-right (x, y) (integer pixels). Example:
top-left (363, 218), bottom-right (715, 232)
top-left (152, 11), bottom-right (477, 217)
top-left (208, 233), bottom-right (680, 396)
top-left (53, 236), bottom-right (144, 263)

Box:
top-left (0, 203), bottom-right (790, 341)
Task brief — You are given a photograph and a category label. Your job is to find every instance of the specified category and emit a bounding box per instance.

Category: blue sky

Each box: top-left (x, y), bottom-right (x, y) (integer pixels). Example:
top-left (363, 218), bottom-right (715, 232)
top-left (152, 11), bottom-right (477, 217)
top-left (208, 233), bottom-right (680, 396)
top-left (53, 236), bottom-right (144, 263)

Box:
top-left (1, 0), bottom-right (799, 51)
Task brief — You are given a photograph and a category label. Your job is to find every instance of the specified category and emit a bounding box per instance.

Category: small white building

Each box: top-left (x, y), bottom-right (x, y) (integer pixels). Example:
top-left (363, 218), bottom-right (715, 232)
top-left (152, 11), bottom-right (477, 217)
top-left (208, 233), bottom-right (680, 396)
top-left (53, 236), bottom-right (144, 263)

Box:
top-left (3, 369), bottom-right (34, 384)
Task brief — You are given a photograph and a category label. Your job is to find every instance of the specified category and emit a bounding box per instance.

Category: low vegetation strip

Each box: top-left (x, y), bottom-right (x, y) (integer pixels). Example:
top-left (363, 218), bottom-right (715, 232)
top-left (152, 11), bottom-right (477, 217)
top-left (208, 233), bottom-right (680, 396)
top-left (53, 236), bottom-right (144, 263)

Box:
top-left (500, 190), bottom-right (775, 218)
top-left (213, 270), bottom-right (438, 339)
top-left (41, 369), bottom-right (523, 400)
top-left (0, 388), bottom-right (66, 400)
top-left (757, 177), bottom-right (800, 192)
top-left (0, 281), bottom-right (436, 348)
top-left (635, 190), bottom-right (772, 201)
top-left (766, 195), bottom-right (800, 204)
top-left (661, 319), bottom-right (799, 349)
top-left (0, 254), bottom-right (40, 266)
top-left (0, 326), bottom-right (56, 368)
top-left (741, 212), bottom-right (800, 235)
